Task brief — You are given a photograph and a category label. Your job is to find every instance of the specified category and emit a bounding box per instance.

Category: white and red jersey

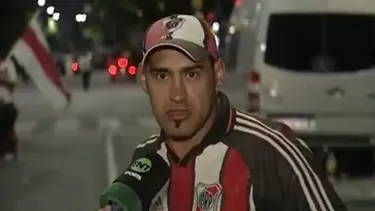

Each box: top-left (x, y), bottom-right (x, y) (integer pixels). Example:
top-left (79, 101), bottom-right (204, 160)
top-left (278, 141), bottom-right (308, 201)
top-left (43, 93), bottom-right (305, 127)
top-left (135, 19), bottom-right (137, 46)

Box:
top-left (109, 92), bottom-right (347, 211)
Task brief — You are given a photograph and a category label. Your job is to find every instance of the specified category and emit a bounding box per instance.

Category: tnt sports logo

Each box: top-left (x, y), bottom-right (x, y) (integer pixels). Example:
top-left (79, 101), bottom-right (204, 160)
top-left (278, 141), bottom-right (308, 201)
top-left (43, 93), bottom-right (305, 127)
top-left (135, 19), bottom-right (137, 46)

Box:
top-left (195, 183), bottom-right (223, 211)
top-left (131, 157), bottom-right (152, 173)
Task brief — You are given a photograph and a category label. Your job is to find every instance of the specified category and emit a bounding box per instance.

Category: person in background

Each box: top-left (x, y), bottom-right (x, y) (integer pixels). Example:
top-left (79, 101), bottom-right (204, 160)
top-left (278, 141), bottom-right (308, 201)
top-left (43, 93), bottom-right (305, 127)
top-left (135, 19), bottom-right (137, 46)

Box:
top-left (79, 52), bottom-right (93, 91)
top-left (55, 52), bottom-right (67, 77)
top-left (0, 59), bottom-right (19, 161)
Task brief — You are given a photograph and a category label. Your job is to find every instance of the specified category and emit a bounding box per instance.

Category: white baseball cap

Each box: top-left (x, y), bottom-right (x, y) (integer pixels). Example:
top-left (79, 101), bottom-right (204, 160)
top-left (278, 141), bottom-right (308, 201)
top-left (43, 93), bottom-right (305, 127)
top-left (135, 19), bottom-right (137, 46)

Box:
top-left (142, 14), bottom-right (218, 63)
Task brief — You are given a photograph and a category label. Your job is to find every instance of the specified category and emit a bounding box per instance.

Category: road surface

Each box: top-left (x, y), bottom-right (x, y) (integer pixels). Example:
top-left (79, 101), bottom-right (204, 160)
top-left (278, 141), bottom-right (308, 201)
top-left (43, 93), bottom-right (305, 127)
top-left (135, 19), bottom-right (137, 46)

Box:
top-left (1, 86), bottom-right (154, 211)
top-left (0, 72), bottom-right (374, 211)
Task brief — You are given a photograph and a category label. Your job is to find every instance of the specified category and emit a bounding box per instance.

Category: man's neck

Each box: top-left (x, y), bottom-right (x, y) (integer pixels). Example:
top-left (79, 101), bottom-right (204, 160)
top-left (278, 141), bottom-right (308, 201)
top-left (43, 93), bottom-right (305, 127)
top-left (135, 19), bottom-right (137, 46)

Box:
top-left (166, 104), bottom-right (217, 159)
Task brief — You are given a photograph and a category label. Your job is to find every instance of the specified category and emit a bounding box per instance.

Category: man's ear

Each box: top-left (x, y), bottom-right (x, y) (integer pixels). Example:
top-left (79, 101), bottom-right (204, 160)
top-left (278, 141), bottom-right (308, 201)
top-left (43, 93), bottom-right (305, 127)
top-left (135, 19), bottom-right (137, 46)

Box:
top-left (213, 58), bottom-right (225, 90)
top-left (138, 62), bottom-right (148, 94)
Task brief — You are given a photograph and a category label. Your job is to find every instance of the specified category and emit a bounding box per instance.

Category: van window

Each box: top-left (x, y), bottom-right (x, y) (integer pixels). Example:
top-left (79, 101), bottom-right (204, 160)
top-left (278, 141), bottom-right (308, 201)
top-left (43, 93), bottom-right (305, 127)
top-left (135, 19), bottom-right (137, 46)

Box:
top-left (264, 14), bottom-right (375, 72)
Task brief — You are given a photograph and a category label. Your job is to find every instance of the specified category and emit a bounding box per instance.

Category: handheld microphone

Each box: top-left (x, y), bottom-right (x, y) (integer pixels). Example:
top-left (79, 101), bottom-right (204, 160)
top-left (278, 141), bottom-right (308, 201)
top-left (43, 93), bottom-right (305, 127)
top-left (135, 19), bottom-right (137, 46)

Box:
top-left (100, 152), bottom-right (170, 211)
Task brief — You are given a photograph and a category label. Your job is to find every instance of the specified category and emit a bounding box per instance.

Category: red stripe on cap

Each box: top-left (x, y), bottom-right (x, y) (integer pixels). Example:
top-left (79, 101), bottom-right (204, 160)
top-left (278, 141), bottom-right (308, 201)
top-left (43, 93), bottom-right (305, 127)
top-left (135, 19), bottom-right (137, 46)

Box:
top-left (196, 17), bottom-right (218, 59)
top-left (144, 18), bottom-right (169, 51)
top-left (22, 26), bottom-right (69, 98)
top-left (203, 23), bottom-right (218, 59)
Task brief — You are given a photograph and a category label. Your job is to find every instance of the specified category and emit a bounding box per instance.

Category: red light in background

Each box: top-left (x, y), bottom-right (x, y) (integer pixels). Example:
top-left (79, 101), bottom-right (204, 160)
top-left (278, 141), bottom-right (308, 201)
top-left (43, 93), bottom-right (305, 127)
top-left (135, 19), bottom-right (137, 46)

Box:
top-left (206, 12), bottom-right (215, 25)
top-left (235, 0), bottom-right (242, 7)
top-left (108, 65), bottom-right (117, 75)
top-left (128, 66), bottom-right (136, 75)
top-left (71, 62), bottom-right (78, 71)
top-left (249, 71), bottom-right (260, 82)
top-left (117, 58), bottom-right (128, 68)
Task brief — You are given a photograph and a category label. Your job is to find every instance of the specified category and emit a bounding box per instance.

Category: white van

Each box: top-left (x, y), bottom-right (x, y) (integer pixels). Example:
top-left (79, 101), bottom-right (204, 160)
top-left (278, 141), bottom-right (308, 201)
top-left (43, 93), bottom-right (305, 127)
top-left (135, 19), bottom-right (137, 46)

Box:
top-left (231, 0), bottom-right (375, 149)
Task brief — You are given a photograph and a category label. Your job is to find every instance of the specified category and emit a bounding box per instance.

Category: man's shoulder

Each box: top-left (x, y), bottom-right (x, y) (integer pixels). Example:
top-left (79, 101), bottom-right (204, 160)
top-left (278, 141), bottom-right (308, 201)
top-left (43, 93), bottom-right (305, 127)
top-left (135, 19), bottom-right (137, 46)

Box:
top-left (230, 109), bottom-right (287, 141)
top-left (133, 134), bottom-right (161, 155)
top-left (130, 134), bottom-right (164, 161)
top-left (136, 134), bottom-right (161, 148)
top-left (234, 109), bottom-right (291, 132)
top-left (227, 109), bottom-right (310, 156)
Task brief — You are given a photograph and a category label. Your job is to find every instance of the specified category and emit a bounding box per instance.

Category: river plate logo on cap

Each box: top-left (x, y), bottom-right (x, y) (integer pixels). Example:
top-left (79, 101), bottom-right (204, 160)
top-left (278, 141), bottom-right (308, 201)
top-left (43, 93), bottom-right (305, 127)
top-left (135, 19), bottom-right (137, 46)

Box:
top-left (131, 157), bottom-right (152, 173)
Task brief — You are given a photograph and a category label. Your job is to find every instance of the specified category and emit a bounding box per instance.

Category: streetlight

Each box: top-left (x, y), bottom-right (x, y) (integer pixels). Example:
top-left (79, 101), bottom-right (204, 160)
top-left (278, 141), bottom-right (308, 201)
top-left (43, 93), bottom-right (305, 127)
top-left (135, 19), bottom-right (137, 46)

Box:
top-left (46, 6), bottom-right (55, 15)
top-left (212, 22), bottom-right (220, 33)
top-left (82, 14), bottom-right (87, 22)
top-left (75, 14), bottom-right (81, 22)
top-left (52, 12), bottom-right (60, 21)
top-left (47, 18), bottom-right (57, 34)
top-left (75, 14), bottom-right (87, 22)
top-left (229, 25), bottom-right (236, 35)
top-left (37, 0), bottom-right (46, 7)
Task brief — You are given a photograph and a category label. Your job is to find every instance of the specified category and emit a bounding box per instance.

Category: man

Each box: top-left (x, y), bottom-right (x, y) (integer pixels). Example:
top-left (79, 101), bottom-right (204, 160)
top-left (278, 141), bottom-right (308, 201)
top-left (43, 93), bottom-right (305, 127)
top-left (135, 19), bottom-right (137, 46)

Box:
top-left (0, 59), bottom-right (18, 160)
top-left (78, 52), bottom-right (92, 91)
top-left (55, 52), bottom-right (67, 77)
top-left (100, 14), bottom-right (346, 211)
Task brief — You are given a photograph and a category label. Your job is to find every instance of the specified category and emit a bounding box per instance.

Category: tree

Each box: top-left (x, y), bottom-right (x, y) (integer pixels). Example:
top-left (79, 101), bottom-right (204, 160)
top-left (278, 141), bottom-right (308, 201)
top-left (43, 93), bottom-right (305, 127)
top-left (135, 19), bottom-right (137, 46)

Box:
top-left (164, 0), bottom-right (193, 16)
top-left (216, 0), bottom-right (235, 21)
top-left (84, 0), bottom-right (235, 47)
top-left (85, 0), bottom-right (141, 46)
top-left (133, 0), bottom-right (164, 26)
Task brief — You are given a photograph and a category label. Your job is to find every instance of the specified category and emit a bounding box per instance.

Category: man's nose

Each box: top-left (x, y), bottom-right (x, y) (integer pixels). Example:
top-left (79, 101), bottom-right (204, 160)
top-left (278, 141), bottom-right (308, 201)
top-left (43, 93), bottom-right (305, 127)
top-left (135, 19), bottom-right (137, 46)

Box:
top-left (169, 77), bottom-right (187, 103)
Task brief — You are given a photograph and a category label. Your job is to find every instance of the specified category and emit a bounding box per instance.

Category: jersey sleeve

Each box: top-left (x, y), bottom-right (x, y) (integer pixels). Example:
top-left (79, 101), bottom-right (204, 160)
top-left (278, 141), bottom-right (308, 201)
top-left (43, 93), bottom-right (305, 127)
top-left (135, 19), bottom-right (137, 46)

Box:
top-left (113, 134), bottom-right (161, 184)
top-left (270, 123), bottom-right (347, 211)
top-left (130, 147), bottom-right (143, 163)
top-left (100, 135), bottom-right (165, 210)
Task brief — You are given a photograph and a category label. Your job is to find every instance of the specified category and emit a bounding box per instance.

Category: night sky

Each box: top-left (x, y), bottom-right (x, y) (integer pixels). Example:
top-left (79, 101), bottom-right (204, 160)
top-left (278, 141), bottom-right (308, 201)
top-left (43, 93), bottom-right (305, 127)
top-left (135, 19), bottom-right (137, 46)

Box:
top-left (0, 0), bottom-right (87, 56)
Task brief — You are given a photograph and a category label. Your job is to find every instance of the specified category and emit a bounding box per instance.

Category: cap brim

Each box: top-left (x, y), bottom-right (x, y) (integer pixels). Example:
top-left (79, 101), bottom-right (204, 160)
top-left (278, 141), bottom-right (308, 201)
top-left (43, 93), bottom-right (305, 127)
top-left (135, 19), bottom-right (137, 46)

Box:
top-left (142, 39), bottom-right (210, 63)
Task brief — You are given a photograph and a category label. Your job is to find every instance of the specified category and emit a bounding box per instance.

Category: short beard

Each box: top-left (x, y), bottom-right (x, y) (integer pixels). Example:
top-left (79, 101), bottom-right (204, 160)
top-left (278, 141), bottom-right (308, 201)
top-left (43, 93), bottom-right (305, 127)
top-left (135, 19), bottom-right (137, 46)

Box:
top-left (167, 120), bottom-right (192, 141)
top-left (166, 92), bottom-right (217, 142)
top-left (174, 120), bottom-right (181, 128)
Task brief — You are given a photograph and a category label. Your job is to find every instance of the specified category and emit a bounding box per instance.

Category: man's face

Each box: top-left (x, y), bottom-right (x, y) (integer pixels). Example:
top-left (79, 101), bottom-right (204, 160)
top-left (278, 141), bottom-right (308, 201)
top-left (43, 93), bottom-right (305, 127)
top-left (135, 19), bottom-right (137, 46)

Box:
top-left (141, 48), bottom-right (223, 140)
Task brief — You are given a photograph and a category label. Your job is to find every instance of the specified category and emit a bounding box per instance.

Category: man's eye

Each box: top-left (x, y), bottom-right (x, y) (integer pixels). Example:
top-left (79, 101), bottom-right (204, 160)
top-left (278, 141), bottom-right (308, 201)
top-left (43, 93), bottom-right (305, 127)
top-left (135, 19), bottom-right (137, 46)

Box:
top-left (186, 72), bottom-right (198, 78)
top-left (156, 73), bottom-right (169, 79)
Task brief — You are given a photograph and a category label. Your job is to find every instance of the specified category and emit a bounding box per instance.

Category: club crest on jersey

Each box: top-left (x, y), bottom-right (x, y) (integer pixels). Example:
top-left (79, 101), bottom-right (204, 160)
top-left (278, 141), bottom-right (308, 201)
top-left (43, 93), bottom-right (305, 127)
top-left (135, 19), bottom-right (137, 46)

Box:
top-left (162, 16), bottom-right (185, 39)
top-left (195, 183), bottom-right (223, 211)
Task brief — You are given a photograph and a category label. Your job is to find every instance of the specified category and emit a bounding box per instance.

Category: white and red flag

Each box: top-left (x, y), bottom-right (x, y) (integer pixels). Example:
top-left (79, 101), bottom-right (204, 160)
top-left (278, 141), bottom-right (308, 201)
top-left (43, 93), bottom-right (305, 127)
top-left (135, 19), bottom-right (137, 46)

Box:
top-left (9, 11), bottom-right (71, 110)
